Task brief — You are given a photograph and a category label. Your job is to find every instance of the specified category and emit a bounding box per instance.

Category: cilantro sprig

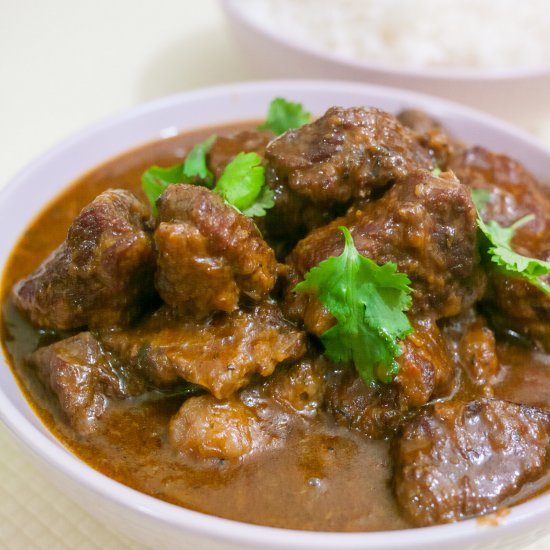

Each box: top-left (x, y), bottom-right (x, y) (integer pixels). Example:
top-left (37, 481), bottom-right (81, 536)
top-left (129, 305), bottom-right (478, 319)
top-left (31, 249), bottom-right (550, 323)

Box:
top-left (141, 140), bottom-right (274, 218)
top-left (142, 135), bottom-right (216, 215)
top-left (142, 96), bottom-right (311, 215)
top-left (475, 211), bottom-right (550, 296)
top-left (294, 227), bottom-right (413, 385)
top-left (258, 97), bottom-right (311, 135)
top-left (215, 152), bottom-right (274, 217)
top-left (470, 188), bottom-right (492, 212)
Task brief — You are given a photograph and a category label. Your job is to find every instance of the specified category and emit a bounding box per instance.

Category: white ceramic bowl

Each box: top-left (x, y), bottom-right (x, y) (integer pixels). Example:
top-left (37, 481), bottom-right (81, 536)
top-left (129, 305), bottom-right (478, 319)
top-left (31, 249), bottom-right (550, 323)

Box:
top-left (1, 80), bottom-right (550, 550)
top-left (221, 0), bottom-right (550, 129)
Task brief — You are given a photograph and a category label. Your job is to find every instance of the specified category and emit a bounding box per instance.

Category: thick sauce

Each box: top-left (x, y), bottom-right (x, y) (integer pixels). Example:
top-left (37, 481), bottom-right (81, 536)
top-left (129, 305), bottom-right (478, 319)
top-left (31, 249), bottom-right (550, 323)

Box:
top-left (2, 123), bottom-right (550, 531)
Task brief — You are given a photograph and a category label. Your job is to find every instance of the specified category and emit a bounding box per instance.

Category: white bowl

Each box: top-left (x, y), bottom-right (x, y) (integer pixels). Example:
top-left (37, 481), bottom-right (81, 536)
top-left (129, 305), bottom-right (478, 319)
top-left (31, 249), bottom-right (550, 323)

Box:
top-left (221, 0), bottom-right (550, 129)
top-left (1, 80), bottom-right (550, 550)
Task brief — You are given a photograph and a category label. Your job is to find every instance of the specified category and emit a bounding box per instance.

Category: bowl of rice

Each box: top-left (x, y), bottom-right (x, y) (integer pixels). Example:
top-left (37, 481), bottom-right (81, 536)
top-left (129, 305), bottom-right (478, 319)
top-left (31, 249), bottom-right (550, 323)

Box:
top-left (221, 0), bottom-right (550, 129)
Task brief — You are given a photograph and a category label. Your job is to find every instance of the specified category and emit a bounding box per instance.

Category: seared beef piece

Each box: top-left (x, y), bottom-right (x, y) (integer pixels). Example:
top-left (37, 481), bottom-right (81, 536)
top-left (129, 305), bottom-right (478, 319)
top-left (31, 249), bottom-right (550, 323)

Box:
top-left (397, 110), bottom-right (443, 136)
top-left (13, 189), bottom-right (155, 331)
top-left (169, 395), bottom-right (264, 460)
top-left (393, 399), bottom-right (550, 526)
top-left (441, 311), bottom-right (498, 395)
top-left (286, 169), bottom-right (485, 328)
top-left (451, 147), bottom-right (550, 350)
top-left (325, 319), bottom-right (454, 438)
top-left (29, 332), bottom-right (145, 434)
top-left (207, 130), bottom-right (273, 179)
top-left (451, 146), bottom-right (550, 243)
top-left (249, 355), bottom-right (328, 418)
top-left (155, 184), bottom-right (278, 319)
top-left (487, 272), bottom-right (550, 351)
top-left (266, 107), bottom-right (434, 205)
top-left (101, 303), bottom-right (306, 400)
top-left (263, 166), bottom-right (340, 246)
top-left (397, 109), bottom-right (463, 170)
top-left (206, 129), bottom-right (334, 249)
top-left (169, 357), bottom-right (327, 460)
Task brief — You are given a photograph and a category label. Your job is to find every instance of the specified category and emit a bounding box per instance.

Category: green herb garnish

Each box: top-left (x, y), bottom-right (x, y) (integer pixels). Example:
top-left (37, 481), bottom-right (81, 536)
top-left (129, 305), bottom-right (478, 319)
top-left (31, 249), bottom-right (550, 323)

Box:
top-left (142, 143), bottom-right (274, 218)
top-left (141, 135), bottom-right (216, 215)
top-left (294, 227), bottom-right (413, 385)
top-left (258, 97), bottom-right (311, 135)
top-left (477, 212), bottom-right (550, 295)
top-left (471, 188), bottom-right (492, 212)
top-left (181, 135), bottom-right (217, 185)
top-left (213, 152), bottom-right (273, 216)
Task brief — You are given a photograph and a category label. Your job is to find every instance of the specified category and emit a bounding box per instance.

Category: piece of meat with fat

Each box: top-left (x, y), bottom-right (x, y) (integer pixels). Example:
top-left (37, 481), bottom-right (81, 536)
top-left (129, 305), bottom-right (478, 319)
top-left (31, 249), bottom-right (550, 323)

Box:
top-left (266, 106), bottom-right (435, 205)
top-left (169, 395), bottom-right (262, 460)
top-left (263, 166), bottom-right (341, 249)
top-left (486, 271), bottom-right (550, 351)
top-left (397, 109), bottom-right (464, 170)
top-left (285, 169), bottom-right (485, 328)
top-left (205, 129), bottom-right (331, 250)
top-left (261, 106), bottom-right (437, 245)
top-left (451, 146), bottom-right (550, 351)
top-left (451, 146), bottom-right (550, 244)
top-left (207, 129), bottom-right (272, 179)
top-left (325, 318), bottom-right (455, 438)
top-left (101, 303), bottom-right (306, 400)
top-left (28, 332), bottom-right (145, 434)
top-left (393, 399), bottom-right (550, 526)
top-left (169, 357), bottom-right (327, 460)
top-left (12, 189), bottom-right (155, 330)
top-left (155, 184), bottom-right (278, 319)
top-left (441, 311), bottom-right (499, 395)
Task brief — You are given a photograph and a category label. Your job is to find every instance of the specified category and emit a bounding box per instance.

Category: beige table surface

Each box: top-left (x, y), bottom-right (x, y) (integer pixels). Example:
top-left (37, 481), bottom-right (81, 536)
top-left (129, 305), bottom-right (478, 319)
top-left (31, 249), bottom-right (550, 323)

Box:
top-left (1, 1), bottom-right (550, 548)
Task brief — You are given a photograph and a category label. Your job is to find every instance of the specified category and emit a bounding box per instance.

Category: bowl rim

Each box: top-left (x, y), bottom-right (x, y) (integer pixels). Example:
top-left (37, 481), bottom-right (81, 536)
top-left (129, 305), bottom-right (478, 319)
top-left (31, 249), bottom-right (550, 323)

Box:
top-left (2, 79), bottom-right (550, 549)
top-left (221, 0), bottom-right (550, 82)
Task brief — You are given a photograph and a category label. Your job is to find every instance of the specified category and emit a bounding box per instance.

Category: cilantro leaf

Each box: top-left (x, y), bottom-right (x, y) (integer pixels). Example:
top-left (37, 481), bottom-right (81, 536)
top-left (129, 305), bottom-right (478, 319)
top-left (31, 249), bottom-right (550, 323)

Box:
top-left (294, 227), bottom-right (413, 385)
top-left (142, 166), bottom-right (179, 217)
top-left (471, 188), bottom-right (492, 212)
top-left (141, 135), bottom-right (215, 214)
top-left (213, 152), bottom-right (274, 216)
top-left (240, 184), bottom-right (275, 217)
top-left (182, 134), bottom-right (216, 184)
top-left (476, 210), bottom-right (550, 295)
top-left (258, 97), bottom-right (311, 135)
top-left (142, 135), bottom-right (274, 219)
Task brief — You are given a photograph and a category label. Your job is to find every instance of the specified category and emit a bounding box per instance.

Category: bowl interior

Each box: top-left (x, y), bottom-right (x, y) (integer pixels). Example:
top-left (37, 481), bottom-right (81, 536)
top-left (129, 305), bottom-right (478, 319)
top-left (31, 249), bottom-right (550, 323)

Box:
top-left (2, 80), bottom-right (550, 549)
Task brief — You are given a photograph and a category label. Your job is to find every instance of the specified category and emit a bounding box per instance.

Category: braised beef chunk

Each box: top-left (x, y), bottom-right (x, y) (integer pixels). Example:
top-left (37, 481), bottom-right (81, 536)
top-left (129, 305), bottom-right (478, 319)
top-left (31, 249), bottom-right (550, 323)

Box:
top-left (325, 319), bottom-right (454, 438)
top-left (397, 109), bottom-right (462, 170)
top-left (169, 357), bottom-right (327, 460)
top-left (486, 273), bottom-right (550, 351)
top-left (451, 146), bottom-right (550, 350)
top-left (266, 107), bottom-right (434, 205)
top-left (393, 399), bottom-right (550, 526)
top-left (451, 146), bottom-right (550, 243)
top-left (263, 168), bottom-right (340, 247)
top-left (441, 311), bottom-right (498, 394)
top-left (208, 130), bottom-right (272, 179)
top-left (101, 303), bottom-right (306, 399)
top-left (286, 169), bottom-right (485, 327)
top-left (155, 184), bottom-right (278, 319)
top-left (169, 395), bottom-right (264, 460)
top-left (252, 355), bottom-right (327, 417)
top-left (13, 189), bottom-right (155, 330)
top-left (29, 333), bottom-right (145, 434)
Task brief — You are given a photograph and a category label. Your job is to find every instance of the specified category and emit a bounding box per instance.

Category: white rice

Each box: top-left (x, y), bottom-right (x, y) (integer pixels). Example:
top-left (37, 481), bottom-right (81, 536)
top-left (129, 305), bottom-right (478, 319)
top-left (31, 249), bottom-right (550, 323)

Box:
top-left (243, 0), bottom-right (550, 70)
